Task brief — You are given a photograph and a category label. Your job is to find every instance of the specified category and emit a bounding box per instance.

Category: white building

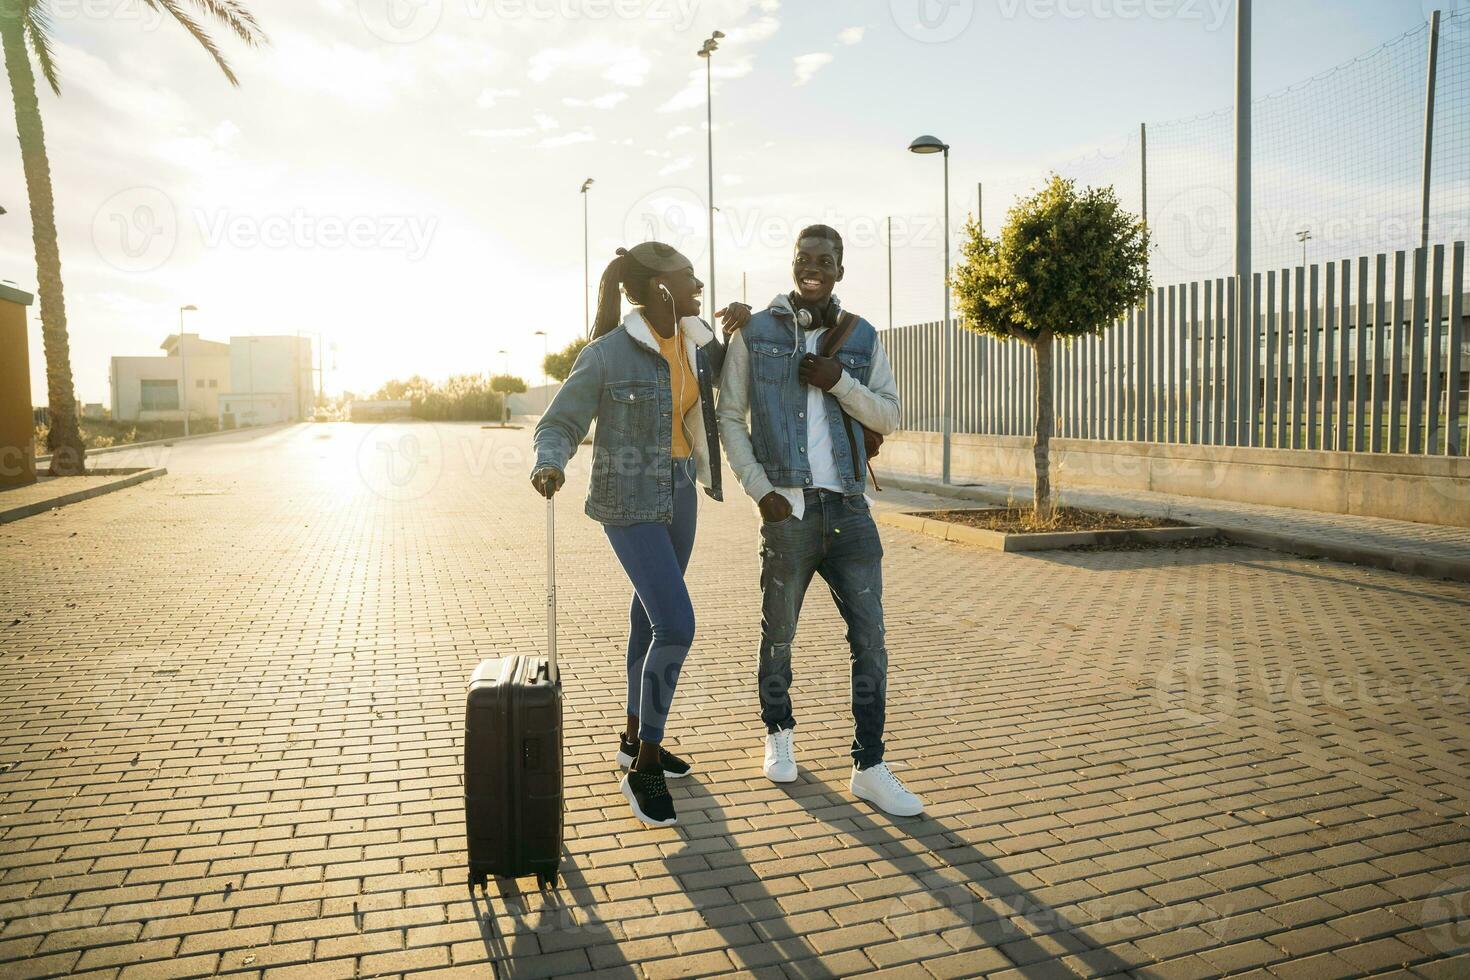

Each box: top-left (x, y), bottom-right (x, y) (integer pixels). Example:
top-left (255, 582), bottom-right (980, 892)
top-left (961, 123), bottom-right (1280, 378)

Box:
top-left (110, 334), bottom-right (230, 424)
top-left (110, 333), bottom-right (314, 428)
top-left (217, 335), bottom-right (314, 427)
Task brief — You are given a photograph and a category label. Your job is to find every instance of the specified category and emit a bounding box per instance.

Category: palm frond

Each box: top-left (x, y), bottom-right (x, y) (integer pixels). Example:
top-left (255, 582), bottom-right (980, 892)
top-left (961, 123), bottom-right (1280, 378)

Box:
top-left (142, 0), bottom-right (267, 86)
top-left (21, 2), bottom-right (62, 95)
top-left (183, 0), bottom-right (267, 48)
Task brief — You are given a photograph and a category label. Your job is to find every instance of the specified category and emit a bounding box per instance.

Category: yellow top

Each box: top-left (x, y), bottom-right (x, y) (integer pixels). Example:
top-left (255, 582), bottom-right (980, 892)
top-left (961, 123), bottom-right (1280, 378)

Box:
top-left (656, 326), bottom-right (699, 459)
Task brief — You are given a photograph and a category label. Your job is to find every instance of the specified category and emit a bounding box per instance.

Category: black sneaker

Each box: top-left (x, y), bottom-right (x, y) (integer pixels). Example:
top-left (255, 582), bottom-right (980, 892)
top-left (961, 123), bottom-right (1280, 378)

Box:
top-left (615, 733), bottom-right (692, 778)
top-left (620, 765), bottom-right (677, 826)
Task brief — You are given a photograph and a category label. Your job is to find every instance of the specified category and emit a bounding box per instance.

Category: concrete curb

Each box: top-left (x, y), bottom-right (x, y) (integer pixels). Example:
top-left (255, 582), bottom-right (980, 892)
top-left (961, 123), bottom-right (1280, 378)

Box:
top-left (0, 467), bottom-right (167, 526)
top-left (882, 472), bottom-right (1470, 582)
top-left (35, 422), bottom-right (289, 466)
top-left (878, 508), bottom-right (1217, 552)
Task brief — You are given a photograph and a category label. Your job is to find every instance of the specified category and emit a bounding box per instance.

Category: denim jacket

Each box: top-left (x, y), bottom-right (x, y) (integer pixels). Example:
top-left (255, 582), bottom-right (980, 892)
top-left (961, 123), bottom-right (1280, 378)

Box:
top-left (533, 310), bottom-right (724, 527)
top-left (717, 293), bottom-right (900, 502)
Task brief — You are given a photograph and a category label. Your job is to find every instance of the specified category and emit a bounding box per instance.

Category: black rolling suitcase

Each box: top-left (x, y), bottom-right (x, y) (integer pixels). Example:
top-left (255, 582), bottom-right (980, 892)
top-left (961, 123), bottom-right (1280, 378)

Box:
top-left (464, 494), bottom-right (563, 890)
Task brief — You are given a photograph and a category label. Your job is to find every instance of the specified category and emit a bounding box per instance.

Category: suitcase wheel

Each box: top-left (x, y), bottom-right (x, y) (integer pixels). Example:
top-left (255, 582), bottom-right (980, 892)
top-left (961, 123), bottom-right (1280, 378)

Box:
top-left (538, 871), bottom-right (558, 889)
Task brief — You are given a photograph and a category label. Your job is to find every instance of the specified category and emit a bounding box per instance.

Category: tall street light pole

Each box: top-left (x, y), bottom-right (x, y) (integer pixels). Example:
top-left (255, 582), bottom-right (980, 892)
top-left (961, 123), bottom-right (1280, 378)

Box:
top-left (178, 304), bottom-right (197, 436)
top-left (1296, 228), bottom-right (1312, 268)
top-left (698, 30), bottom-right (724, 317)
top-left (909, 135), bottom-right (952, 485)
top-left (580, 178), bottom-right (594, 336)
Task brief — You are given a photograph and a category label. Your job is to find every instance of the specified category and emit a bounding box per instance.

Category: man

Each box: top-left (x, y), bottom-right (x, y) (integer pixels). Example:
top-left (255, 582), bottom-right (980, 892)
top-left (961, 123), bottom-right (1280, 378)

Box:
top-left (717, 224), bottom-right (923, 817)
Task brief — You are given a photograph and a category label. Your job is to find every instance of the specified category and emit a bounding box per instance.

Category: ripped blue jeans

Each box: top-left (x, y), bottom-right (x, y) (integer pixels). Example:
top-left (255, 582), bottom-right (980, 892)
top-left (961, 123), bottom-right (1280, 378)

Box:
top-left (758, 488), bottom-right (887, 769)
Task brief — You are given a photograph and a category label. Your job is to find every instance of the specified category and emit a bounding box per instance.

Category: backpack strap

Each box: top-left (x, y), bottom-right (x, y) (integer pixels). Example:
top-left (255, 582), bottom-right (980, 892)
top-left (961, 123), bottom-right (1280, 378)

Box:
top-left (822, 310), bottom-right (861, 358)
top-left (820, 310), bottom-right (866, 485)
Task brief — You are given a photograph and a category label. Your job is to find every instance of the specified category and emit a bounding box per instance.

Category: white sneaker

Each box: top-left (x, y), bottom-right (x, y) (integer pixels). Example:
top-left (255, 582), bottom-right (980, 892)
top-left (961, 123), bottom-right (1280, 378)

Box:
top-left (763, 728), bottom-right (798, 783)
top-left (850, 762), bottom-right (924, 816)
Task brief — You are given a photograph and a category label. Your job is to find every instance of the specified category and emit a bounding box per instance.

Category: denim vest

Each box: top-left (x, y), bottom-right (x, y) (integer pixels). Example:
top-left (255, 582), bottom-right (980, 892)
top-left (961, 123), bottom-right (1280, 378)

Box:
top-left (533, 312), bottom-right (724, 527)
top-left (742, 297), bottom-right (876, 495)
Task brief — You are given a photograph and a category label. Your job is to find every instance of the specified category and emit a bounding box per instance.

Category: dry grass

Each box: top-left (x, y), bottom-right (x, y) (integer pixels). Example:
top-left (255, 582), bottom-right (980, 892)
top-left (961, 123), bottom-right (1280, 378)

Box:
top-left (911, 506), bottom-right (1185, 534)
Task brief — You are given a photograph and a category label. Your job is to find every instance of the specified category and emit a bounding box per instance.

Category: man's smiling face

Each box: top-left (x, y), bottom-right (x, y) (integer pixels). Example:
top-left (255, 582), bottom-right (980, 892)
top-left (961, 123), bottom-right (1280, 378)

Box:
top-left (792, 236), bottom-right (843, 305)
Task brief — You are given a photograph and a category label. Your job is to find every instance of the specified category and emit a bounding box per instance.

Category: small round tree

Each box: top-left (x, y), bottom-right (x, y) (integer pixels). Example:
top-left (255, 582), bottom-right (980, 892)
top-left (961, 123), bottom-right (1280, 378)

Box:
top-left (952, 174), bottom-right (1149, 520)
top-left (490, 374), bottom-right (527, 425)
top-left (544, 338), bottom-right (589, 383)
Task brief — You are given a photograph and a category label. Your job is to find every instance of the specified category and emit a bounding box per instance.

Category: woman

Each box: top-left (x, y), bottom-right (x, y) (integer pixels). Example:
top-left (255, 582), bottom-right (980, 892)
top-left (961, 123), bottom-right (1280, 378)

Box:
top-left (530, 241), bottom-right (749, 827)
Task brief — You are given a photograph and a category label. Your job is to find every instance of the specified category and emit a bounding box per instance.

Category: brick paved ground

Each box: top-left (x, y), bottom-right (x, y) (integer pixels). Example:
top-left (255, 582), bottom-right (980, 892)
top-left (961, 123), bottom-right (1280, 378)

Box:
top-left (2, 421), bottom-right (1469, 980)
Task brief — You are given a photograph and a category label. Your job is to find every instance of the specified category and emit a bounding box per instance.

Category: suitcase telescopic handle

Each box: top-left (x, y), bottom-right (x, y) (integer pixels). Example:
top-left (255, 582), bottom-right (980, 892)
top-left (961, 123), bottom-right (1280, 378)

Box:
top-left (546, 493), bottom-right (558, 684)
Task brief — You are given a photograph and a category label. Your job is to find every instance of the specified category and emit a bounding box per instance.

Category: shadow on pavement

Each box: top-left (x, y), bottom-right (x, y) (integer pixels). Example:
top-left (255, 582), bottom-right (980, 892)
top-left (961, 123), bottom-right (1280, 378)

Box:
top-left (1020, 539), bottom-right (1246, 573)
top-left (664, 778), bottom-right (826, 977)
top-left (785, 775), bottom-right (1141, 977)
top-left (468, 845), bottom-right (634, 979)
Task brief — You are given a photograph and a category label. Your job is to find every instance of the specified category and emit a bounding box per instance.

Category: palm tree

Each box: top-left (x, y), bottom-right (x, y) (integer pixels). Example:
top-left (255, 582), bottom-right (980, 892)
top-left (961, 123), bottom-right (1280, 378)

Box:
top-left (1, 0), bottom-right (266, 475)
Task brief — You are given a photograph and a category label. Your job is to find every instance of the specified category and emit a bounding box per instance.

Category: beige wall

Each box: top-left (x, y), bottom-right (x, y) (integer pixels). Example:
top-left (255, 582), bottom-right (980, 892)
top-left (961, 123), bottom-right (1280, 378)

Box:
top-left (0, 285), bottom-right (36, 487)
top-left (111, 354), bottom-right (231, 423)
top-left (883, 431), bottom-right (1470, 528)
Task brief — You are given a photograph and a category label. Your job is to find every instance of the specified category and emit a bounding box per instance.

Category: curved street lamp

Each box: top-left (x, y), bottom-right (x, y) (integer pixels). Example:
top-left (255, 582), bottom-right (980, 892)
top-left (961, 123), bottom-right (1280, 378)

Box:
top-left (908, 135), bottom-right (952, 484)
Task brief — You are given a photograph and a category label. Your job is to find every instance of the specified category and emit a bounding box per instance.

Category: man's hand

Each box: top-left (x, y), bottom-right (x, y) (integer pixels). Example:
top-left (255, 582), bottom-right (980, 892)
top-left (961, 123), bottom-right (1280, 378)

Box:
top-left (758, 491), bottom-right (793, 524)
top-left (531, 465), bottom-right (565, 498)
top-left (798, 353), bottom-right (843, 391)
top-left (716, 302), bottom-right (753, 338)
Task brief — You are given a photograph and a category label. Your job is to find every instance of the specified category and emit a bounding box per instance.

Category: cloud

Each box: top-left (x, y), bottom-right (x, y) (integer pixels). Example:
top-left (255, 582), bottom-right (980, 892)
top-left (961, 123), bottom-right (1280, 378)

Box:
top-left (657, 57), bottom-right (755, 113)
top-left (793, 53), bottom-right (834, 87)
top-left (838, 26), bottom-right (865, 45)
top-left (469, 127), bottom-right (536, 142)
top-left (562, 93), bottom-right (628, 109)
top-left (666, 125), bottom-right (694, 139)
top-left (533, 112), bottom-right (560, 130)
top-left (477, 88), bottom-right (522, 108)
top-left (268, 34), bottom-right (414, 110)
top-left (528, 40), bottom-right (651, 87)
top-left (539, 129), bottom-right (595, 148)
top-left (659, 156), bottom-right (695, 177)
top-left (723, 15), bottom-right (781, 46)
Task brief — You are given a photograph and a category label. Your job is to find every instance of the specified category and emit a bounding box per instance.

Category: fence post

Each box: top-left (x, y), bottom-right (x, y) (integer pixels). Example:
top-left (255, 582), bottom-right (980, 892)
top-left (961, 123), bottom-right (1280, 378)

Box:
top-left (1371, 253), bottom-right (1388, 453)
top-left (1308, 263), bottom-right (1320, 450)
top-left (1264, 270), bottom-right (1277, 448)
top-left (1409, 247), bottom-right (1428, 453)
top-left (1448, 242), bottom-right (1465, 456)
top-left (1352, 258), bottom-right (1368, 452)
top-left (1323, 261), bottom-right (1336, 451)
top-left (1336, 261), bottom-right (1350, 451)
top-left (1427, 244), bottom-right (1445, 454)
top-left (1390, 250), bottom-right (1407, 453)
top-left (1187, 277), bottom-right (1199, 443)
top-left (1225, 276), bottom-right (1238, 446)
top-left (1247, 273), bottom-right (1261, 447)
top-left (1216, 278), bottom-right (1228, 444)
top-left (1420, 10), bottom-right (1440, 254)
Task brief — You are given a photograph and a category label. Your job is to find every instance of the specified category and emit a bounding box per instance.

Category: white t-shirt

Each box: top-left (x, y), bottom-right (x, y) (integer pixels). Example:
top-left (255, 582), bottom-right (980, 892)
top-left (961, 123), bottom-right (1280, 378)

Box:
top-left (775, 326), bottom-right (851, 521)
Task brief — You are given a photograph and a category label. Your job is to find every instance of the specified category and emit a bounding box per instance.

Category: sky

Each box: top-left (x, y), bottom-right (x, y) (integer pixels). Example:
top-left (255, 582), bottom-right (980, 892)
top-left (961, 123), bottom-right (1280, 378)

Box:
top-left (0, 0), bottom-right (1451, 405)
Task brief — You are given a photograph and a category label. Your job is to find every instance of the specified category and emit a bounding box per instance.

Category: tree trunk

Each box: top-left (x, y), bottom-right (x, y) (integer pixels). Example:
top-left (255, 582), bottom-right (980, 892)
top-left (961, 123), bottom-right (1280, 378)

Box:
top-left (1032, 332), bottom-right (1054, 521)
top-left (1, 13), bottom-right (86, 476)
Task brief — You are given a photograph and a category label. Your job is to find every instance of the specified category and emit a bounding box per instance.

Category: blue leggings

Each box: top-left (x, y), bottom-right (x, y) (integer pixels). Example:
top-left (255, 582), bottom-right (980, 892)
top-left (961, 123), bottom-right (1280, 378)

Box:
top-left (603, 459), bottom-right (698, 743)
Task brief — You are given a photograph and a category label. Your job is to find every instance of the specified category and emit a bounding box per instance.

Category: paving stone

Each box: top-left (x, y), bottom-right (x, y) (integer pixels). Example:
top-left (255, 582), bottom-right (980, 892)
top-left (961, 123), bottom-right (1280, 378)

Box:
top-left (1, 423), bottom-right (1468, 980)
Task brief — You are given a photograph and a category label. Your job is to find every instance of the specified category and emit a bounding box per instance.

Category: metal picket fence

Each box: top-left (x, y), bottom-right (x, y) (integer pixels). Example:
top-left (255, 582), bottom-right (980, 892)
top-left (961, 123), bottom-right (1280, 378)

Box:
top-left (883, 242), bottom-right (1468, 456)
